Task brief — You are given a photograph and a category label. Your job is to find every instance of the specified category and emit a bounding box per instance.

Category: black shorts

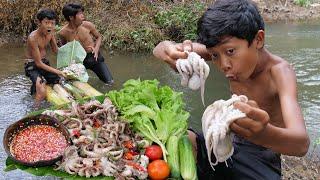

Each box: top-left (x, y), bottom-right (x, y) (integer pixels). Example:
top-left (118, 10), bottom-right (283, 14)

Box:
top-left (191, 129), bottom-right (281, 180)
top-left (83, 52), bottom-right (113, 84)
top-left (24, 58), bottom-right (60, 95)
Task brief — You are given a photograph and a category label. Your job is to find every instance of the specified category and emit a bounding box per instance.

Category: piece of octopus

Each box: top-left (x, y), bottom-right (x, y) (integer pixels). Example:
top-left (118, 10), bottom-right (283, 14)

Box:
top-left (61, 156), bottom-right (84, 175)
top-left (84, 108), bottom-right (107, 119)
top-left (72, 135), bottom-right (94, 146)
top-left (81, 100), bottom-right (103, 114)
top-left (107, 146), bottom-right (124, 161)
top-left (62, 117), bottom-right (83, 131)
top-left (176, 58), bottom-right (193, 87)
top-left (78, 166), bottom-right (102, 178)
top-left (82, 118), bottom-right (94, 128)
top-left (80, 126), bottom-right (95, 140)
top-left (77, 158), bottom-right (102, 178)
top-left (97, 129), bottom-right (116, 145)
top-left (122, 155), bottom-right (149, 179)
top-left (100, 157), bottom-right (119, 176)
top-left (70, 101), bottom-right (85, 118)
top-left (103, 123), bottom-right (120, 133)
top-left (118, 134), bottom-right (131, 145)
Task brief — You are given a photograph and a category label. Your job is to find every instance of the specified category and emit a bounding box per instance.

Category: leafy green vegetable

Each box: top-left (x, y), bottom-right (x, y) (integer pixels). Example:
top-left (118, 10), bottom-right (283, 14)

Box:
top-left (106, 79), bottom-right (189, 161)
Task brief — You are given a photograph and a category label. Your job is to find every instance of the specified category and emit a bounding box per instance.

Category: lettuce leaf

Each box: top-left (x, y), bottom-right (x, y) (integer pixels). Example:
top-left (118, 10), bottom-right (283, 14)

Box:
top-left (106, 79), bottom-right (189, 161)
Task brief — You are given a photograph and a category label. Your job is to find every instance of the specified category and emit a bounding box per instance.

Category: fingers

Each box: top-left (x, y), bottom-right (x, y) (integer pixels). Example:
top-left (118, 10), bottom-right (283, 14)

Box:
top-left (167, 44), bottom-right (188, 59)
top-left (87, 46), bottom-right (94, 51)
top-left (94, 53), bottom-right (98, 61)
top-left (234, 101), bottom-right (269, 125)
top-left (232, 101), bottom-right (269, 139)
top-left (232, 117), bottom-right (267, 137)
top-left (182, 40), bottom-right (193, 52)
top-left (230, 121), bottom-right (253, 138)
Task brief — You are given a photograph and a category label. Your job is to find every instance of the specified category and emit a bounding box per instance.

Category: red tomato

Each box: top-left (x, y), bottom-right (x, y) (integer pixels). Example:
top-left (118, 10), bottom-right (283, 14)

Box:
top-left (147, 160), bottom-right (170, 180)
top-left (145, 145), bottom-right (163, 161)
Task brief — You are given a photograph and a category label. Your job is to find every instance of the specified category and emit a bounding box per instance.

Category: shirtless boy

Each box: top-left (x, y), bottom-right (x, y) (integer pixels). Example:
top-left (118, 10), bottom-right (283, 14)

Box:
top-left (58, 3), bottom-right (113, 85)
top-left (153, 0), bottom-right (310, 179)
top-left (25, 8), bottom-right (65, 106)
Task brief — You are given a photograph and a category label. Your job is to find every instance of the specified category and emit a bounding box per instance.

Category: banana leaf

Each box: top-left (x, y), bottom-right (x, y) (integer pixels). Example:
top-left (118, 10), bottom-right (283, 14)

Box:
top-left (5, 157), bottom-right (113, 180)
top-left (57, 40), bottom-right (86, 69)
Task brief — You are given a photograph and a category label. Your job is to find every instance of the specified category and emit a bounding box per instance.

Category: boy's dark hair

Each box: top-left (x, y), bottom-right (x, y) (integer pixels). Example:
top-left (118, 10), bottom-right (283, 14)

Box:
top-left (36, 8), bottom-right (57, 22)
top-left (62, 3), bottom-right (84, 21)
top-left (197, 0), bottom-right (264, 48)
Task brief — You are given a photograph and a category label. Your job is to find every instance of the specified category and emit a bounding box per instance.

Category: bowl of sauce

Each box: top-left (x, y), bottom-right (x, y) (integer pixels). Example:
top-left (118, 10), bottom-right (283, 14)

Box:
top-left (3, 114), bottom-right (71, 167)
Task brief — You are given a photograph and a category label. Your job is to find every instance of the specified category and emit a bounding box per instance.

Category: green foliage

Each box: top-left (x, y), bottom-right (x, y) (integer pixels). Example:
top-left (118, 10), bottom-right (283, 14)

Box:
top-left (293, 0), bottom-right (311, 7)
top-left (0, 0), bottom-right (210, 52)
top-left (0, 0), bottom-right (99, 34)
top-left (154, 2), bottom-right (206, 41)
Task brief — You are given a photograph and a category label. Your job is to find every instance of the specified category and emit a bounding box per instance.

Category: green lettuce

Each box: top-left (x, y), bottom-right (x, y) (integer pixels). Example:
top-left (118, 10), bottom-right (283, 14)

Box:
top-left (106, 79), bottom-right (189, 161)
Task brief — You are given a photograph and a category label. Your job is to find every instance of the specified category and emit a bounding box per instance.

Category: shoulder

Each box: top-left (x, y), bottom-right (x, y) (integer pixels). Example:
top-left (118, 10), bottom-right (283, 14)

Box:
top-left (270, 55), bottom-right (294, 77)
top-left (27, 31), bottom-right (38, 44)
top-left (58, 25), bottom-right (69, 36)
top-left (269, 55), bottom-right (296, 90)
top-left (82, 21), bottom-right (95, 29)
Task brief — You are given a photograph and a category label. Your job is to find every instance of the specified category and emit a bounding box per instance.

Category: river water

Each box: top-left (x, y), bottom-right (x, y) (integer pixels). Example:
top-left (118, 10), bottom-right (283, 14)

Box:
top-left (0, 22), bottom-right (319, 179)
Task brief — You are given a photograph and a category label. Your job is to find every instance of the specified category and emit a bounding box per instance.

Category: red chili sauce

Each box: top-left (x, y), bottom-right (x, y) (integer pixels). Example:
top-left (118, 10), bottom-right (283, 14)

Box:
top-left (10, 125), bottom-right (68, 163)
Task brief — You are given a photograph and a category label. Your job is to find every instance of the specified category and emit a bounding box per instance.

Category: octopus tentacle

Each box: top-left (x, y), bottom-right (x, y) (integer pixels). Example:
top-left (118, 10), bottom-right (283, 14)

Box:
top-left (202, 95), bottom-right (248, 170)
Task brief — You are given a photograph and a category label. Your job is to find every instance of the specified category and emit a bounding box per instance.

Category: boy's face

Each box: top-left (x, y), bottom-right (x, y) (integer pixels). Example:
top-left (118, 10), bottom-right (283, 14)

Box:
top-left (38, 18), bottom-right (56, 35)
top-left (207, 36), bottom-right (261, 82)
top-left (70, 11), bottom-right (85, 26)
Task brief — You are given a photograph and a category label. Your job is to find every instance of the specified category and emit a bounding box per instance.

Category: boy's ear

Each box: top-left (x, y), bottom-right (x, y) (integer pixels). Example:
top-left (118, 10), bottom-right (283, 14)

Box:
top-left (35, 19), bottom-right (40, 26)
top-left (255, 30), bottom-right (265, 49)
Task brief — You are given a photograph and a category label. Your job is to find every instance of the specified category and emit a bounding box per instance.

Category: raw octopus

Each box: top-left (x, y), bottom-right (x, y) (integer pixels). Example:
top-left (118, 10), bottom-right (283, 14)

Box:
top-left (176, 52), bottom-right (210, 106)
top-left (202, 94), bottom-right (248, 170)
top-left (43, 98), bottom-right (150, 179)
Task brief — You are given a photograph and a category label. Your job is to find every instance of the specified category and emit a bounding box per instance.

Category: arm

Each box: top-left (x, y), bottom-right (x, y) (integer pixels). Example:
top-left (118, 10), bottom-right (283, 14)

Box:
top-left (87, 21), bottom-right (102, 59)
top-left (50, 34), bottom-right (59, 54)
top-left (153, 40), bottom-right (210, 70)
top-left (56, 31), bottom-right (67, 47)
top-left (231, 63), bottom-right (309, 156)
top-left (28, 37), bottom-right (64, 76)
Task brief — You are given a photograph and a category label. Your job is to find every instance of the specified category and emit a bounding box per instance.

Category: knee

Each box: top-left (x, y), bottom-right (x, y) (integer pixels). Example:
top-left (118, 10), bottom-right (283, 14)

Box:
top-left (35, 78), bottom-right (46, 98)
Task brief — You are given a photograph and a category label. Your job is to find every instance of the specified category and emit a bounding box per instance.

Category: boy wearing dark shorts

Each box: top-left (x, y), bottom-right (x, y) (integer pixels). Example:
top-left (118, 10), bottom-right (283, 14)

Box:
top-left (24, 9), bottom-right (66, 105)
top-left (154, 0), bottom-right (310, 179)
top-left (58, 3), bottom-right (113, 85)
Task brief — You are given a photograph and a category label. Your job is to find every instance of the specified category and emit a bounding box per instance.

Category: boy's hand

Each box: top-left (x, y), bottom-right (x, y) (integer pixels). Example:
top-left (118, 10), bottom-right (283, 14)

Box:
top-left (230, 100), bottom-right (269, 139)
top-left (88, 46), bottom-right (99, 61)
top-left (153, 40), bottom-right (190, 69)
top-left (57, 70), bottom-right (67, 78)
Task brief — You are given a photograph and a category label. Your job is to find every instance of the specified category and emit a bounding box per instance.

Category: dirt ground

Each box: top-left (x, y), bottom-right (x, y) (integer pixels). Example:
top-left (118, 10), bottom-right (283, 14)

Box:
top-left (255, 0), bottom-right (320, 22)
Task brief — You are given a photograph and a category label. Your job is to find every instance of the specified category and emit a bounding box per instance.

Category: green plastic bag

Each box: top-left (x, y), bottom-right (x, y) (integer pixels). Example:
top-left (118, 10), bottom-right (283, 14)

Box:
top-left (57, 40), bottom-right (86, 69)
